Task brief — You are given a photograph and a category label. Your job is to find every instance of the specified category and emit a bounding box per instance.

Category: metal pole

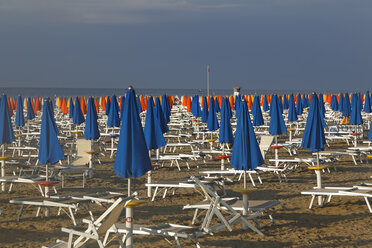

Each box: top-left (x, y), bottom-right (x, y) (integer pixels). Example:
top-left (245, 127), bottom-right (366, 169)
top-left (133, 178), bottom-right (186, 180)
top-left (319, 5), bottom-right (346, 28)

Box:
top-left (207, 65), bottom-right (210, 97)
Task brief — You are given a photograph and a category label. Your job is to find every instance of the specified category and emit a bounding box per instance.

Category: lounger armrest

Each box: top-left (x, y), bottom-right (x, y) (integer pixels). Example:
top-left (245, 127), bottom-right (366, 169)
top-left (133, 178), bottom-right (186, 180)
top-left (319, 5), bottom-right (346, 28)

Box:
top-left (61, 228), bottom-right (98, 240)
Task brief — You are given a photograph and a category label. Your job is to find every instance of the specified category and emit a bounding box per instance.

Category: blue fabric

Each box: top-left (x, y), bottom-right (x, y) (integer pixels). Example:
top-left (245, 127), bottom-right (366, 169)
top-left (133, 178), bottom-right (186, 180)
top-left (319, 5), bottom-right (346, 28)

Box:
top-left (72, 96), bottom-right (85, 125)
top-left (47, 100), bottom-right (59, 135)
top-left (219, 97), bottom-right (233, 144)
top-left (105, 96), bottom-right (111, 115)
top-left (26, 97), bottom-right (35, 120)
top-left (263, 95), bottom-right (269, 112)
top-left (114, 88), bottom-right (152, 178)
top-left (15, 95), bottom-right (25, 127)
top-left (296, 94), bottom-right (303, 115)
top-left (302, 95), bottom-right (309, 108)
top-left (120, 96), bottom-right (126, 118)
top-left (252, 95), bottom-right (264, 126)
top-left (201, 96), bottom-right (209, 123)
top-left (282, 95), bottom-right (289, 109)
top-left (69, 97), bottom-right (74, 118)
top-left (38, 100), bottom-right (64, 164)
top-left (338, 94), bottom-right (344, 112)
top-left (107, 95), bottom-right (121, 127)
top-left (330, 95), bottom-right (338, 111)
top-left (269, 95), bottom-right (287, 135)
top-left (84, 97), bottom-right (100, 140)
top-left (342, 93), bottom-right (351, 117)
top-left (137, 96), bottom-right (142, 113)
top-left (144, 96), bottom-right (166, 150)
top-left (214, 98), bottom-right (220, 113)
top-left (235, 95), bottom-right (241, 118)
top-left (191, 96), bottom-right (201, 118)
top-left (0, 95), bottom-right (15, 144)
top-left (350, 93), bottom-right (363, 125)
top-left (231, 101), bottom-right (264, 170)
top-left (207, 97), bottom-right (219, 131)
top-left (162, 94), bottom-right (171, 124)
top-left (364, 91), bottom-right (371, 113)
top-left (155, 97), bottom-right (169, 133)
top-left (301, 93), bottom-right (325, 152)
top-left (288, 94), bottom-right (298, 122)
top-left (278, 96), bottom-right (283, 114)
top-left (319, 94), bottom-right (325, 118)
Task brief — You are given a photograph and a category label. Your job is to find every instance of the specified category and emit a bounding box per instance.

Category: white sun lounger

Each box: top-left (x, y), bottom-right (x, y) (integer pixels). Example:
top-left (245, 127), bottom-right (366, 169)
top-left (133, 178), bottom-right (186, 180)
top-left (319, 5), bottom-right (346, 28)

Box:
top-left (301, 187), bottom-right (372, 213)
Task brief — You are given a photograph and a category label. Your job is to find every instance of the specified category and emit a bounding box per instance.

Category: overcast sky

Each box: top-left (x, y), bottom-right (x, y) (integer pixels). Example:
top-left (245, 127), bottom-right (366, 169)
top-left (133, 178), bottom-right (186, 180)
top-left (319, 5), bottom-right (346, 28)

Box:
top-left (0, 0), bottom-right (371, 91)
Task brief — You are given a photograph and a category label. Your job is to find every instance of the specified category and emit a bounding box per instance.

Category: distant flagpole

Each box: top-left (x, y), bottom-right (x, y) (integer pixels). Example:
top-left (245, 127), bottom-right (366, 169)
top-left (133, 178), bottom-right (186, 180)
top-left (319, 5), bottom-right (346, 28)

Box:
top-left (207, 65), bottom-right (210, 96)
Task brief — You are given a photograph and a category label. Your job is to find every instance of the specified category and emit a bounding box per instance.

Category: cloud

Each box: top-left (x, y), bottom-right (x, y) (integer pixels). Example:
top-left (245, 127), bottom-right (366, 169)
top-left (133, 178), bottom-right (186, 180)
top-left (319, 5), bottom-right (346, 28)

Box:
top-left (0, 0), bottom-right (250, 25)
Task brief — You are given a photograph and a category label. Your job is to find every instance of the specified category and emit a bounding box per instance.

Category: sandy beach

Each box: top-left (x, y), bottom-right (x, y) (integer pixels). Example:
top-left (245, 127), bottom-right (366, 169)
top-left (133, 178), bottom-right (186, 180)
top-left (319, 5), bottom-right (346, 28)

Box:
top-left (1, 127), bottom-right (372, 248)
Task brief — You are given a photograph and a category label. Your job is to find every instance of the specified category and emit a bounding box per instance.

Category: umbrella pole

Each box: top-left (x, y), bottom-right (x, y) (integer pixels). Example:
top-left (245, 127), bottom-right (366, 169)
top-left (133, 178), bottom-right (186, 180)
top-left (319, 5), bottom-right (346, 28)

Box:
top-left (316, 152), bottom-right (323, 206)
top-left (147, 150), bottom-right (152, 198)
top-left (45, 163), bottom-right (50, 217)
top-left (1, 145), bottom-right (6, 192)
top-left (243, 171), bottom-right (247, 189)
top-left (275, 136), bottom-right (279, 166)
top-left (125, 177), bottom-right (133, 247)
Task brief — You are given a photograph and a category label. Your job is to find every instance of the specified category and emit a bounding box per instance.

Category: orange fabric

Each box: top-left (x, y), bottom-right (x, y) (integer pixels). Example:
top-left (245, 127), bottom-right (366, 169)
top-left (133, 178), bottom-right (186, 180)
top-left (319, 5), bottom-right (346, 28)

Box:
top-left (247, 95), bottom-right (252, 109)
top-left (187, 96), bottom-right (191, 112)
top-left (95, 97), bottom-right (99, 113)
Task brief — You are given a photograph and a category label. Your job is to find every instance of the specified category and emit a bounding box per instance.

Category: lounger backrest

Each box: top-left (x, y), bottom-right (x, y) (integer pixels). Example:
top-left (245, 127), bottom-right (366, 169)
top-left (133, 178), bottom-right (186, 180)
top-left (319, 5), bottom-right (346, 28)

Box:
top-left (72, 139), bottom-right (91, 166)
top-left (259, 135), bottom-right (274, 159)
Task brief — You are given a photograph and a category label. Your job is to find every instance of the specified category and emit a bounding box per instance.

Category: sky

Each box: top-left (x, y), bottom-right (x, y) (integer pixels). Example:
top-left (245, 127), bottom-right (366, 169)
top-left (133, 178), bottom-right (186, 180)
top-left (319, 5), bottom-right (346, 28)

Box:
top-left (0, 0), bottom-right (371, 91)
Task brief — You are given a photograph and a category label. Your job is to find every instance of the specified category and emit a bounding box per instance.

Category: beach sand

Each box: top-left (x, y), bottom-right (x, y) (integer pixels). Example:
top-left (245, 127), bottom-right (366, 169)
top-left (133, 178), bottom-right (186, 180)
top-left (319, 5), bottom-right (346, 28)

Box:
top-left (1, 134), bottom-right (372, 248)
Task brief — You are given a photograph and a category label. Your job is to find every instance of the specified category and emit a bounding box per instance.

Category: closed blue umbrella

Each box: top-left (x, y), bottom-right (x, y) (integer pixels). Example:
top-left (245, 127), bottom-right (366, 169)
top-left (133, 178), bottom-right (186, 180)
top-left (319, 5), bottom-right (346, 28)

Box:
top-left (364, 91), bottom-right (371, 113)
top-left (235, 95), bottom-right (241, 118)
top-left (114, 86), bottom-right (152, 179)
top-left (302, 95), bottom-right (309, 108)
top-left (191, 95), bottom-right (201, 118)
top-left (105, 96), bottom-right (111, 115)
top-left (201, 96), bottom-right (209, 123)
top-left (162, 94), bottom-right (171, 124)
top-left (144, 96), bottom-right (166, 150)
top-left (207, 97), bottom-right (219, 131)
top-left (120, 96), bottom-right (126, 118)
top-left (38, 99), bottom-right (64, 198)
top-left (15, 95), bottom-right (25, 127)
top-left (219, 97), bottom-right (233, 144)
top-left (107, 95), bottom-right (120, 127)
top-left (301, 93), bottom-right (326, 206)
top-left (72, 96), bottom-right (85, 125)
top-left (288, 94), bottom-right (298, 122)
top-left (231, 100), bottom-right (264, 187)
top-left (47, 100), bottom-right (59, 135)
top-left (350, 93), bottom-right (363, 125)
top-left (282, 95), bottom-right (289, 109)
top-left (69, 97), bottom-right (74, 118)
top-left (0, 95), bottom-right (15, 190)
top-left (215, 97), bottom-right (221, 113)
top-left (84, 97), bottom-right (100, 140)
top-left (338, 94), bottom-right (344, 112)
top-left (330, 95), bottom-right (338, 111)
top-left (342, 93), bottom-right (351, 117)
top-left (137, 96), bottom-right (142, 113)
top-left (319, 94), bottom-right (325, 118)
top-left (301, 93), bottom-right (325, 152)
top-left (296, 94), bottom-right (303, 115)
top-left (263, 95), bottom-right (269, 112)
top-left (39, 99), bottom-right (64, 164)
top-left (0, 95), bottom-right (14, 146)
top-left (252, 95), bottom-right (264, 126)
top-left (278, 96), bottom-right (283, 114)
top-left (26, 97), bottom-right (35, 121)
top-left (269, 95), bottom-right (287, 136)
top-left (155, 97), bottom-right (168, 133)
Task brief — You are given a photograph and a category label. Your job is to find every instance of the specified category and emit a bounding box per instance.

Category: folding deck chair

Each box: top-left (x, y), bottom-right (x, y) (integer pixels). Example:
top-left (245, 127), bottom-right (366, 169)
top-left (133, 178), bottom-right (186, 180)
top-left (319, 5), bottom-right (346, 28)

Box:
top-left (259, 135), bottom-right (274, 159)
top-left (42, 194), bottom-right (137, 248)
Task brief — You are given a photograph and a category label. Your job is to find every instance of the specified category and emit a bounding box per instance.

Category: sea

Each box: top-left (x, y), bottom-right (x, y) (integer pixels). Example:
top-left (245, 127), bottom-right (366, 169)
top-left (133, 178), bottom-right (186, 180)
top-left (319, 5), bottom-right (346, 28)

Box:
top-left (0, 87), bottom-right (320, 97)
